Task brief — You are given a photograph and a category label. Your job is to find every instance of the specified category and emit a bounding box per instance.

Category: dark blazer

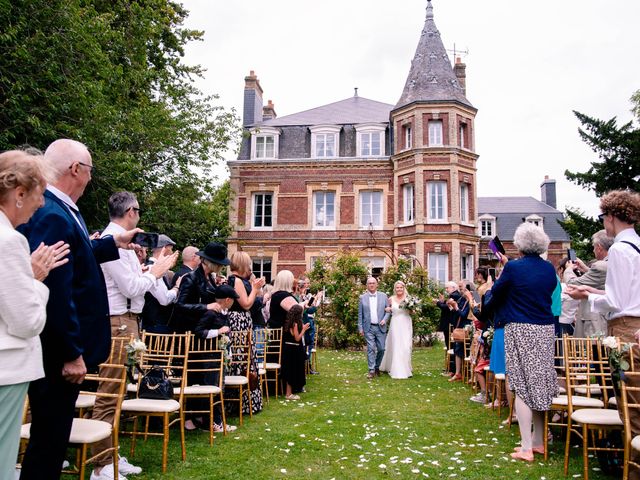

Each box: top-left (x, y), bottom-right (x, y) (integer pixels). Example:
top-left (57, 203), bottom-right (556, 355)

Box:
top-left (18, 190), bottom-right (119, 372)
top-left (194, 310), bottom-right (229, 339)
top-left (173, 265), bottom-right (217, 333)
top-left (171, 264), bottom-right (193, 288)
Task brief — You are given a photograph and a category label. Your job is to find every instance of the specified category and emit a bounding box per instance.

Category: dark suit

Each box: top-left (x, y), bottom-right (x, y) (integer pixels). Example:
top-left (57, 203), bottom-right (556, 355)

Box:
top-left (172, 265), bottom-right (217, 333)
top-left (18, 189), bottom-right (118, 480)
top-left (171, 263), bottom-right (194, 288)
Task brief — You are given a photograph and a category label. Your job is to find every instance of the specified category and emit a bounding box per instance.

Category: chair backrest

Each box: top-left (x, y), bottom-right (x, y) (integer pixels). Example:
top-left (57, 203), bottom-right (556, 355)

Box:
top-left (563, 336), bottom-right (613, 406)
top-left (138, 332), bottom-right (191, 401)
top-left (227, 329), bottom-right (252, 377)
top-left (621, 370), bottom-right (640, 454)
top-left (188, 335), bottom-right (224, 389)
top-left (266, 327), bottom-right (283, 363)
top-left (83, 362), bottom-right (128, 431)
top-left (253, 328), bottom-right (269, 365)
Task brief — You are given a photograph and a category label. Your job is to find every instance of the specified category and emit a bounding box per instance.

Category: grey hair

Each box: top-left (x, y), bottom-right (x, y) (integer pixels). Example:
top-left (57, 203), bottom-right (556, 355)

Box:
top-left (445, 281), bottom-right (458, 290)
top-left (108, 191), bottom-right (137, 219)
top-left (592, 229), bottom-right (614, 252)
top-left (44, 139), bottom-right (91, 180)
top-left (513, 222), bottom-right (550, 255)
top-left (273, 270), bottom-right (294, 292)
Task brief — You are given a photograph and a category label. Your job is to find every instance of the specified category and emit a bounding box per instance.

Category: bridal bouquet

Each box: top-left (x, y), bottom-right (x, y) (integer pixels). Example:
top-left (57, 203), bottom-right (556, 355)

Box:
top-left (399, 295), bottom-right (422, 322)
top-left (125, 339), bottom-right (147, 368)
top-left (602, 336), bottom-right (630, 384)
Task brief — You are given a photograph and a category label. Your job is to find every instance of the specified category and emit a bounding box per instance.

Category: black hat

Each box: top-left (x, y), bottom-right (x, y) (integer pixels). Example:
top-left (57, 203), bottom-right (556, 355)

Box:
top-left (197, 242), bottom-right (230, 266)
top-left (214, 284), bottom-right (239, 300)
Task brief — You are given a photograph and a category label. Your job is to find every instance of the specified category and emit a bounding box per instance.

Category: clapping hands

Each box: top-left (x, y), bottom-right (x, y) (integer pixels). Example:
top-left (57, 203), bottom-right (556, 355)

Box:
top-left (31, 241), bottom-right (70, 281)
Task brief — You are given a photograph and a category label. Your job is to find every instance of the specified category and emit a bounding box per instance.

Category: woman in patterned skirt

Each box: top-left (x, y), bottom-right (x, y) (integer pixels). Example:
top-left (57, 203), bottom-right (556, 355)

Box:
top-left (227, 251), bottom-right (265, 415)
top-left (488, 222), bottom-right (558, 462)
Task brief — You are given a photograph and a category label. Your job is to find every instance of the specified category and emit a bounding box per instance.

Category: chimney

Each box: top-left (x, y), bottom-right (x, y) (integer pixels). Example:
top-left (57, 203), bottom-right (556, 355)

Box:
top-left (540, 175), bottom-right (557, 209)
top-left (262, 99), bottom-right (277, 121)
top-left (454, 57), bottom-right (466, 95)
top-left (243, 70), bottom-right (264, 127)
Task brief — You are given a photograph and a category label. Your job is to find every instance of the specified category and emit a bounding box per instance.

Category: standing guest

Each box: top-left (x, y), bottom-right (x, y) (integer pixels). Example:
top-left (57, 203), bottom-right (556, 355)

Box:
top-left (555, 258), bottom-right (579, 337)
top-left (0, 150), bottom-right (69, 480)
top-left (227, 251), bottom-right (264, 414)
top-left (18, 140), bottom-right (135, 480)
top-left (469, 267), bottom-right (493, 404)
top-left (299, 276), bottom-right (321, 374)
top-left (171, 245), bottom-right (201, 287)
top-left (281, 305), bottom-right (310, 400)
top-left (268, 270), bottom-right (300, 329)
top-left (91, 192), bottom-right (178, 480)
top-left (565, 230), bottom-right (613, 337)
top-left (173, 242), bottom-right (228, 334)
top-left (261, 283), bottom-right (274, 326)
top-left (357, 277), bottom-right (391, 380)
top-left (435, 282), bottom-right (470, 382)
top-left (489, 222), bottom-right (557, 462)
top-left (141, 234), bottom-right (178, 333)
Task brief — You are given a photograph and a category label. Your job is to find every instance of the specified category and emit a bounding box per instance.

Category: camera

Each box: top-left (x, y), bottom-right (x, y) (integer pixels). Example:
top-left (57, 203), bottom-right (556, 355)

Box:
top-left (132, 232), bottom-right (159, 248)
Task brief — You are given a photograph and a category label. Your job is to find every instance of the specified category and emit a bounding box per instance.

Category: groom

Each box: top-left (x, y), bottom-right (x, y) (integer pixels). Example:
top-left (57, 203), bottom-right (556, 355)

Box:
top-left (358, 277), bottom-right (391, 379)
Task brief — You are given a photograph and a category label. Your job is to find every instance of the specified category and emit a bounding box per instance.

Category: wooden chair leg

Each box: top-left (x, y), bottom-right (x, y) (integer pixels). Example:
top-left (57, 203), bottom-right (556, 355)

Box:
top-left (180, 410), bottom-right (186, 461)
top-left (564, 416), bottom-right (573, 475)
top-left (543, 411), bottom-right (549, 461)
top-left (238, 386), bottom-right (244, 426)
top-left (582, 423), bottom-right (589, 480)
top-left (162, 413), bottom-right (169, 473)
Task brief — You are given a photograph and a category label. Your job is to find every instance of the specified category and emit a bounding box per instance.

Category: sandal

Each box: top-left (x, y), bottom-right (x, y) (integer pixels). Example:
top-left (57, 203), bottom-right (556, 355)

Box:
top-left (285, 394), bottom-right (300, 401)
top-left (514, 446), bottom-right (544, 455)
top-left (510, 450), bottom-right (534, 462)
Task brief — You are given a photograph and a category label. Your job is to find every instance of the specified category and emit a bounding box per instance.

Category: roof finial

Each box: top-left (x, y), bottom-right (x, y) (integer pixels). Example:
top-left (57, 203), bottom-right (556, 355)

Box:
top-left (354, 87), bottom-right (358, 97)
top-left (426, 0), bottom-right (433, 20)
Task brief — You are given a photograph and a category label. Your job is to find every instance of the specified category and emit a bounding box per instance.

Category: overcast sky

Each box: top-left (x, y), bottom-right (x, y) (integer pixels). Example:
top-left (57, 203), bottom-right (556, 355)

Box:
top-left (181, 0), bottom-right (639, 217)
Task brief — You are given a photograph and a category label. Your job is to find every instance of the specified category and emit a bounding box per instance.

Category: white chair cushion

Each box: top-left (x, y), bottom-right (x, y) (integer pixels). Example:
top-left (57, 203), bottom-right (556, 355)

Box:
top-left (22, 419), bottom-right (112, 444)
top-left (632, 435), bottom-right (640, 452)
top-left (127, 383), bottom-right (138, 393)
top-left (575, 385), bottom-right (603, 395)
top-left (494, 373), bottom-right (506, 381)
top-left (257, 362), bottom-right (264, 369)
top-left (464, 357), bottom-right (470, 362)
top-left (608, 396), bottom-right (618, 406)
top-left (177, 385), bottom-right (221, 395)
top-left (265, 363), bottom-right (281, 370)
top-left (552, 395), bottom-right (604, 408)
top-left (571, 408), bottom-right (622, 426)
top-left (259, 368), bottom-right (266, 375)
top-left (558, 386), bottom-right (567, 394)
top-left (447, 349), bottom-right (454, 355)
top-left (121, 398), bottom-right (180, 413)
top-left (225, 375), bottom-right (248, 386)
top-left (75, 394), bottom-right (95, 409)
top-left (311, 348), bottom-right (316, 353)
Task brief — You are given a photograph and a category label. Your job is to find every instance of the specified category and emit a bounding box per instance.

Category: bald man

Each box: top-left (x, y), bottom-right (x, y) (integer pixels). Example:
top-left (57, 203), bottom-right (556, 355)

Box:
top-left (171, 245), bottom-right (202, 287)
top-left (18, 139), bottom-right (139, 479)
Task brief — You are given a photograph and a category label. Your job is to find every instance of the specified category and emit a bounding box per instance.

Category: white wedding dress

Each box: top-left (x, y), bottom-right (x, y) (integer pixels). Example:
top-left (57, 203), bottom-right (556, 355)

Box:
top-left (379, 298), bottom-right (413, 379)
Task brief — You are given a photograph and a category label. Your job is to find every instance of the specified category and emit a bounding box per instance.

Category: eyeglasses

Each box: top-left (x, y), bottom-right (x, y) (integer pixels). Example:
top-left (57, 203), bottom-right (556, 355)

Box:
top-left (598, 213), bottom-right (606, 222)
top-left (129, 207), bottom-right (142, 215)
top-left (69, 162), bottom-right (96, 174)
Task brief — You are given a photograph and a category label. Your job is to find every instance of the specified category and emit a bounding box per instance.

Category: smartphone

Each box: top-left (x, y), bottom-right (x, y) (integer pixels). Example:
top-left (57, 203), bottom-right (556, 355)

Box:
top-left (308, 296), bottom-right (315, 306)
top-left (567, 248), bottom-right (577, 261)
top-left (132, 232), bottom-right (159, 248)
top-left (488, 236), bottom-right (506, 256)
top-left (488, 268), bottom-right (497, 281)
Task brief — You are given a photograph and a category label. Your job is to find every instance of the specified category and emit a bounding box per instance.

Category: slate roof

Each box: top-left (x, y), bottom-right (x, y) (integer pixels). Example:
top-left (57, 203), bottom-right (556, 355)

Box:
top-left (254, 96), bottom-right (393, 128)
top-left (395, 0), bottom-right (472, 110)
top-left (478, 196), bottom-right (570, 242)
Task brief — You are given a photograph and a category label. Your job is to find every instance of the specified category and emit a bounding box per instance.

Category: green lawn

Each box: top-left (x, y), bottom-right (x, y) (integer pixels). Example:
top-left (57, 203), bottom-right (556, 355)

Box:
top-left (118, 347), bottom-right (612, 480)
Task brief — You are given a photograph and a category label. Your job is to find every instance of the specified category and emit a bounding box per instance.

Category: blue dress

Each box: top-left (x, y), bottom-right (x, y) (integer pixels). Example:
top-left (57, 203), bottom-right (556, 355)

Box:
top-left (489, 327), bottom-right (505, 375)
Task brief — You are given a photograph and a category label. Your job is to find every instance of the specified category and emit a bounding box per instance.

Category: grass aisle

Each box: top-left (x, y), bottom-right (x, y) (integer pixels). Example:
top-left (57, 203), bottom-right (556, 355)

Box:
top-left (123, 347), bottom-right (610, 479)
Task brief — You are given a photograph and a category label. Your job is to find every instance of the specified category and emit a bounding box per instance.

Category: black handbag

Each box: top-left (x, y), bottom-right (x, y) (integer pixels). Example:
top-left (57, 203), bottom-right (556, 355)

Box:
top-left (138, 366), bottom-right (174, 400)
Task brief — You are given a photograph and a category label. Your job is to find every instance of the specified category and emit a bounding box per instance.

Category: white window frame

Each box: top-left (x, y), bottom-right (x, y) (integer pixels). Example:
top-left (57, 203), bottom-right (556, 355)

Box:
top-left (478, 214), bottom-right (496, 238)
top-left (403, 184), bottom-right (414, 224)
top-left (402, 124), bottom-right (412, 151)
top-left (428, 253), bottom-right (449, 285)
top-left (252, 192), bottom-right (274, 229)
top-left (461, 254), bottom-right (474, 282)
top-left (426, 181), bottom-right (447, 223)
top-left (355, 123), bottom-right (386, 157)
top-left (526, 214), bottom-right (544, 228)
top-left (250, 127), bottom-right (280, 160)
top-left (459, 122), bottom-right (467, 149)
top-left (310, 125), bottom-right (340, 159)
top-left (313, 191), bottom-right (336, 229)
top-left (359, 190), bottom-right (383, 229)
top-left (459, 183), bottom-right (469, 223)
top-left (428, 120), bottom-right (443, 146)
top-left (252, 257), bottom-right (272, 284)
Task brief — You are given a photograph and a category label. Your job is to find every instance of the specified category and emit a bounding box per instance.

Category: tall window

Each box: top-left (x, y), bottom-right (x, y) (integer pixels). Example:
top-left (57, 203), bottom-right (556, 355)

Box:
top-left (428, 120), bottom-right (443, 146)
top-left (314, 191), bottom-right (335, 228)
top-left (459, 123), bottom-right (467, 149)
top-left (403, 184), bottom-right (414, 223)
top-left (480, 220), bottom-right (493, 237)
top-left (255, 136), bottom-right (274, 158)
top-left (461, 254), bottom-right (474, 281)
top-left (359, 131), bottom-right (382, 156)
top-left (253, 193), bottom-right (273, 228)
top-left (460, 183), bottom-right (469, 222)
top-left (360, 191), bottom-right (382, 228)
top-left (315, 133), bottom-right (336, 158)
top-left (252, 258), bottom-right (272, 284)
top-left (427, 181), bottom-right (447, 222)
top-left (403, 125), bottom-right (412, 150)
top-left (428, 253), bottom-right (448, 285)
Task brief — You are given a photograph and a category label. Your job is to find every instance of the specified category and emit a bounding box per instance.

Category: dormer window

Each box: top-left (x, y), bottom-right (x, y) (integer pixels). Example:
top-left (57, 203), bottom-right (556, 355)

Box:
top-left (250, 127), bottom-right (280, 159)
top-left (310, 125), bottom-right (340, 158)
top-left (478, 214), bottom-right (496, 238)
top-left (525, 214), bottom-right (544, 228)
top-left (355, 123), bottom-right (386, 157)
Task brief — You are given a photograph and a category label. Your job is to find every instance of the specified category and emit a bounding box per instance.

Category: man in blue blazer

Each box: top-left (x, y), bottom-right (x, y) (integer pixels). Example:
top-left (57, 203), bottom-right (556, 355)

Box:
top-left (358, 277), bottom-right (391, 379)
top-left (18, 139), bottom-right (137, 480)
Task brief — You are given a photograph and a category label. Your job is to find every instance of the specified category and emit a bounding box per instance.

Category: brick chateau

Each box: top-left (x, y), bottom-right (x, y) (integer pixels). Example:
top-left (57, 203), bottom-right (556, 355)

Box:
top-left (227, 1), bottom-right (568, 282)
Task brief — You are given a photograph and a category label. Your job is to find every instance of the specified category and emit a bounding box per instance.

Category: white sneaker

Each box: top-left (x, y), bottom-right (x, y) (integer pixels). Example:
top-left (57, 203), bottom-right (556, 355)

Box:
top-left (469, 392), bottom-right (486, 403)
top-left (118, 456), bottom-right (142, 475)
top-left (213, 422), bottom-right (237, 433)
top-left (90, 463), bottom-right (127, 480)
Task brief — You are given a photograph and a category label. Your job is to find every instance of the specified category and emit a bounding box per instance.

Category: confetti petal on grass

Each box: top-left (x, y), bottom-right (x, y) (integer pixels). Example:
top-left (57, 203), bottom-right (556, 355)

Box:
top-left (379, 464), bottom-right (387, 469)
top-left (280, 469), bottom-right (287, 474)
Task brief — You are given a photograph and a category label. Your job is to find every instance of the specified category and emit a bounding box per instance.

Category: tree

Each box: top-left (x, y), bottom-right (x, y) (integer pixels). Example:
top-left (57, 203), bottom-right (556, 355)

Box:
top-left (0, 0), bottom-right (240, 247)
top-left (562, 93), bottom-right (640, 256)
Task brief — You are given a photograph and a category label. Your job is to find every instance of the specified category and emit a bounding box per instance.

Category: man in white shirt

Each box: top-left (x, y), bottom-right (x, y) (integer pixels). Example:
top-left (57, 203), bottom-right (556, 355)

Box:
top-left (90, 191), bottom-right (177, 480)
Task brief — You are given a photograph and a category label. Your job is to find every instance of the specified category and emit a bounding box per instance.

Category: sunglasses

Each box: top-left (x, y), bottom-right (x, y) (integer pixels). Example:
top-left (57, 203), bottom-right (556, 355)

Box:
top-left (598, 213), bottom-right (605, 222)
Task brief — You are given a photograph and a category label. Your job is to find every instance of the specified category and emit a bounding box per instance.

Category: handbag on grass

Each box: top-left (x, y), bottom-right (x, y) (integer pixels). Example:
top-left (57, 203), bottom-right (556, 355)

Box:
top-left (138, 366), bottom-right (174, 400)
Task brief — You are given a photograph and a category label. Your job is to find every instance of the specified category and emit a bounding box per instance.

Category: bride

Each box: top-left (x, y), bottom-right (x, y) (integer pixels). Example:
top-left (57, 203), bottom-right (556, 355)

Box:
top-left (379, 280), bottom-right (413, 379)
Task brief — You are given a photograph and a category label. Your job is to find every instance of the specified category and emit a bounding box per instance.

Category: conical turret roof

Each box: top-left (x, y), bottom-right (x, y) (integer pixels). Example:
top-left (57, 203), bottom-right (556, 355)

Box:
top-left (395, 1), bottom-right (473, 110)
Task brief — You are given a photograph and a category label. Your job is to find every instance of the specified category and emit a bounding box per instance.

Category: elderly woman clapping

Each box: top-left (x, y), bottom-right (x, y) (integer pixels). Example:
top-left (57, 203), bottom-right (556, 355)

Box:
top-left (0, 150), bottom-right (69, 479)
top-left (487, 222), bottom-right (558, 462)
